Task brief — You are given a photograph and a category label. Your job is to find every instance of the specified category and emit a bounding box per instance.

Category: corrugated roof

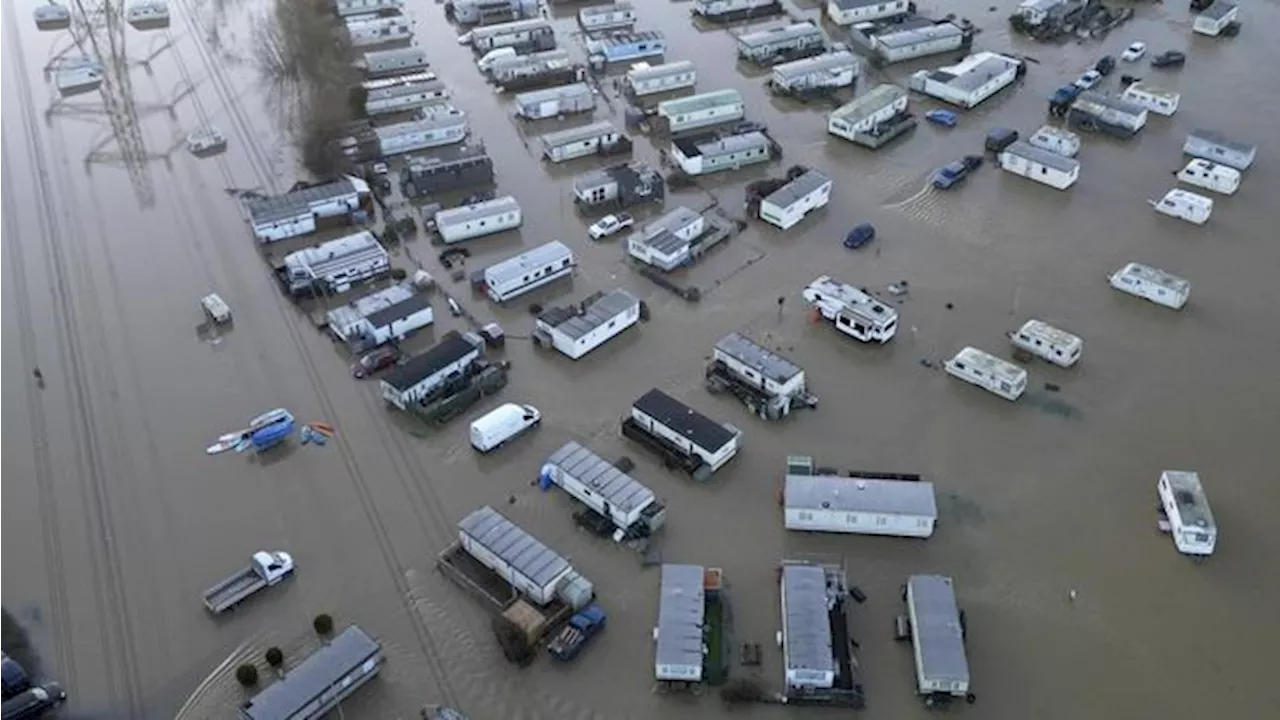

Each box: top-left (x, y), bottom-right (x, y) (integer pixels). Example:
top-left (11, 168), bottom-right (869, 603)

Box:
top-left (907, 575), bottom-right (969, 686)
top-left (656, 564), bottom-right (705, 675)
top-left (738, 22), bottom-right (824, 50)
top-left (241, 626), bottom-right (380, 720)
top-left (458, 506), bottom-right (572, 588)
top-left (545, 441), bottom-right (655, 514)
top-left (784, 474), bottom-right (938, 517)
top-left (485, 241), bottom-right (573, 288)
top-left (540, 121), bottom-right (619, 149)
top-left (714, 332), bottom-right (802, 382)
top-left (1001, 140), bottom-right (1079, 173)
top-left (875, 22), bottom-right (964, 49)
top-left (829, 84), bottom-right (906, 125)
top-left (772, 50), bottom-right (858, 83)
top-left (658, 89), bottom-right (743, 117)
top-left (781, 565), bottom-right (835, 676)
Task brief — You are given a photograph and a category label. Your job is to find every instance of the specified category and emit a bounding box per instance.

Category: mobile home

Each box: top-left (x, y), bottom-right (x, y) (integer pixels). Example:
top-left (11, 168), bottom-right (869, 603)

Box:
top-left (1108, 262), bottom-right (1190, 310)
top-left (434, 195), bottom-right (522, 244)
top-left (784, 473), bottom-right (938, 538)
top-left (363, 74), bottom-right (450, 116)
top-left (626, 61), bottom-right (697, 98)
top-left (579, 3), bottom-right (637, 32)
top-left (359, 46), bottom-right (429, 77)
top-left (998, 141), bottom-right (1080, 190)
top-left (1192, 1), bottom-right (1238, 37)
top-left (908, 51), bottom-right (1021, 109)
top-left (708, 332), bottom-right (818, 421)
top-left (239, 627), bottom-right (381, 720)
top-left (671, 130), bottom-right (774, 176)
top-left (457, 505), bottom-right (594, 609)
top-left (1121, 83), bottom-right (1180, 117)
top-left (858, 20), bottom-right (967, 65)
top-left (737, 22), bottom-right (827, 65)
top-left (779, 564), bottom-right (840, 693)
top-left (1158, 471), bottom-right (1217, 557)
top-left (345, 15), bottom-right (414, 48)
top-left (326, 283), bottom-right (433, 349)
top-left (627, 389), bottom-right (741, 477)
top-left (693, 0), bottom-right (784, 23)
top-left (450, 0), bottom-right (539, 26)
top-left (1026, 124), bottom-right (1080, 157)
top-left (903, 575), bottom-right (971, 703)
top-left (514, 83), bottom-right (596, 119)
top-left (770, 50), bottom-right (860, 96)
top-left (827, 0), bottom-right (910, 25)
top-left (482, 241), bottom-right (575, 302)
top-left (399, 143), bottom-right (494, 198)
top-left (654, 564), bottom-right (705, 683)
top-left (281, 231), bottom-right (390, 296)
top-left (1007, 319), bottom-right (1082, 368)
top-left (1068, 91), bottom-right (1147, 138)
top-left (467, 18), bottom-right (556, 53)
top-left (539, 441), bottom-right (668, 536)
top-left (626, 206), bottom-right (706, 270)
top-left (826, 83), bottom-right (910, 145)
top-left (1150, 189), bottom-right (1213, 225)
top-left (534, 289), bottom-right (641, 360)
top-left (585, 30), bottom-right (666, 66)
top-left (802, 275), bottom-right (898, 343)
top-left (245, 176), bottom-right (372, 244)
top-left (380, 334), bottom-right (482, 409)
top-left (334, 0), bottom-right (402, 17)
top-left (1183, 129), bottom-right (1255, 170)
top-left (370, 111), bottom-right (470, 156)
top-left (759, 169), bottom-right (832, 230)
top-left (490, 51), bottom-right (584, 91)
top-left (572, 162), bottom-right (666, 209)
top-left (1176, 159), bottom-right (1240, 195)
top-left (657, 89), bottom-right (745, 134)
top-left (943, 346), bottom-right (1027, 401)
top-left (540, 121), bottom-right (631, 163)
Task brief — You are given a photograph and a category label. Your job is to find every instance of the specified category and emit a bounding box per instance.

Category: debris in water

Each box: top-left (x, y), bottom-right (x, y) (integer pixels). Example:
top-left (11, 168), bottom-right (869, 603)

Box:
top-left (945, 302), bottom-right (954, 310)
top-left (1044, 382), bottom-right (1061, 392)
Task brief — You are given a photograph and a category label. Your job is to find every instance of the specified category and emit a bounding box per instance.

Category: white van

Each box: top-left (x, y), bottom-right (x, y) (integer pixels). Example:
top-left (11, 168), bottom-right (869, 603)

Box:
top-left (1150, 188), bottom-right (1212, 225)
top-left (477, 47), bottom-right (517, 73)
top-left (470, 403), bottom-right (541, 452)
top-left (1175, 159), bottom-right (1240, 196)
top-left (1008, 319), bottom-right (1082, 368)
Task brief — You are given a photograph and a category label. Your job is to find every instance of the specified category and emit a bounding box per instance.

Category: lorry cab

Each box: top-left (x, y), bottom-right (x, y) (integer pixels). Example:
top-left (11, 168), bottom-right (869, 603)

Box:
top-left (253, 551), bottom-right (295, 584)
top-left (1, 682), bottom-right (66, 720)
top-left (470, 403), bottom-right (541, 453)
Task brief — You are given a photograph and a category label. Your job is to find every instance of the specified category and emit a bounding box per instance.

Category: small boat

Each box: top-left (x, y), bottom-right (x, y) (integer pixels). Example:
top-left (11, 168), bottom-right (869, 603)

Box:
top-left (206, 408), bottom-right (294, 454)
top-left (186, 127), bottom-right (228, 156)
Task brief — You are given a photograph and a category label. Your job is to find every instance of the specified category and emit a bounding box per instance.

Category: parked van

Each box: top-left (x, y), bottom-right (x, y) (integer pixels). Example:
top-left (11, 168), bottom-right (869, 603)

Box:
top-left (1150, 188), bottom-right (1213, 225)
top-left (478, 46), bottom-right (517, 72)
top-left (944, 346), bottom-right (1028, 401)
top-left (1, 683), bottom-right (66, 720)
top-left (1175, 159), bottom-right (1240, 196)
top-left (470, 403), bottom-right (541, 452)
top-left (1008, 319), bottom-right (1082, 368)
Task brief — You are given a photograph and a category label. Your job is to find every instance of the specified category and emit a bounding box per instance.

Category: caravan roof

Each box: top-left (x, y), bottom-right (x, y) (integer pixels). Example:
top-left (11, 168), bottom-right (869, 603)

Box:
top-left (764, 170), bottom-right (831, 209)
top-left (240, 627), bottom-right (380, 720)
top-left (545, 441), bottom-right (655, 515)
top-left (656, 564), bottom-right (706, 678)
top-left (781, 564), bottom-right (835, 681)
top-left (633, 388), bottom-right (736, 453)
top-left (540, 289), bottom-right (638, 341)
top-left (458, 506), bottom-right (571, 588)
top-left (907, 575), bottom-right (969, 688)
top-left (830, 84), bottom-right (906, 125)
top-left (1161, 470), bottom-right (1215, 531)
top-left (715, 332), bottom-right (802, 383)
top-left (484, 241), bottom-right (573, 288)
top-left (784, 474), bottom-right (938, 517)
top-left (382, 334), bottom-right (478, 391)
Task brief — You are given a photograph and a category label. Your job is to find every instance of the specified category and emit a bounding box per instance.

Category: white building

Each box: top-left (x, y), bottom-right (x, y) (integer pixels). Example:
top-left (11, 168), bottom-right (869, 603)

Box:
top-left (770, 50), bottom-right (860, 95)
top-left (1121, 82), bottom-right (1181, 118)
top-left (514, 83), bottom-right (596, 119)
top-left (827, 83), bottom-right (909, 142)
top-left (345, 15), bottom-right (414, 48)
top-left (380, 334), bottom-right (482, 409)
top-left (579, 2), bottom-right (637, 32)
top-left (533, 289), bottom-right (641, 360)
top-left (1176, 159), bottom-right (1240, 196)
top-left (827, 0), bottom-right (909, 25)
top-left (802, 275), bottom-right (898, 343)
top-left (1026, 125), bottom-right (1081, 158)
top-left (334, 0), bottom-right (402, 18)
top-left (785, 473), bottom-right (938, 538)
top-left (736, 22), bottom-right (827, 65)
top-left (654, 564), bottom-right (705, 682)
top-left (1193, 1), bottom-right (1238, 37)
top-left (363, 74), bottom-right (449, 116)
top-left (1150, 188), bottom-right (1213, 225)
top-left (1108, 262), bottom-right (1191, 310)
top-left (780, 564), bottom-right (837, 690)
top-left (626, 206), bottom-right (706, 271)
top-left (362, 111), bottom-right (469, 157)
top-left (943, 346), bottom-right (1028, 402)
top-left (541, 441), bottom-right (667, 535)
top-left (326, 283), bottom-right (433, 349)
top-left (360, 46), bottom-right (429, 77)
top-left (540, 121), bottom-right (629, 163)
top-left (998, 140), bottom-right (1080, 190)
top-left (245, 176), bottom-right (371, 243)
top-left (483, 240), bottom-right (575, 302)
top-left (909, 52), bottom-right (1021, 108)
top-left (759, 169), bottom-right (832, 230)
top-left (281, 231), bottom-right (389, 296)
top-left (629, 389), bottom-right (741, 474)
top-left (905, 575), bottom-right (971, 699)
top-left (1183, 128), bottom-right (1255, 171)
top-left (671, 130), bottom-right (773, 176)
top-left (862, 21), bottom-right (966, 64)
top-left (1158, 471), bottom-right (1217, 556)
top-left (626, 60), bottom-right (697, 97)
top-left (467, 18), bottom-right (556, 53)
top-left (1007, 319), bottom-right (1082, 368)
top-left (658, 89), bottom-right (745, 134)
top-left (712, 332), bottom-right (810, 403)
top-left (434, 195), bottom-right (523, 244)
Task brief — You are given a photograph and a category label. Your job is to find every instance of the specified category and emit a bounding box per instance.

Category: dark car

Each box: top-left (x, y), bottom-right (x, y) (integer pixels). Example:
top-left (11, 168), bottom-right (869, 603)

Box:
top-left (985, 127), bottom-right (1019, 153)
top-left (1, 654), bottom-right (29, 700)
top-left (351, 346), bottom-right (401, 379)
top-left (1, 682), bottom-right (65, 720)
top-left (843, 223), bottom-right (876, 249)
top-left (932, 155), bottom-right (984, 190)
top-left (1151, 51), bottom-right (1186, 69)
top-left (1094, 55), bottom-right (1116, 76)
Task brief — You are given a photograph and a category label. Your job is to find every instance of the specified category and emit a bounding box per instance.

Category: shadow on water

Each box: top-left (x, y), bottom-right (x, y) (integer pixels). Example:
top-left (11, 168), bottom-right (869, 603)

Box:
top-left (2, 608), bottom-right (41, 678)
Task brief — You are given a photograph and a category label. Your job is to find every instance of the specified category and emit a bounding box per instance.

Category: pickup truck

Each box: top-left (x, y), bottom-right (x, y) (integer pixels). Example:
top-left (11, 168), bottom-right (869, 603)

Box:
top-left (547, 604), bottom-right (606, 662)
top-left (203, 551), bottom-right (294, 614)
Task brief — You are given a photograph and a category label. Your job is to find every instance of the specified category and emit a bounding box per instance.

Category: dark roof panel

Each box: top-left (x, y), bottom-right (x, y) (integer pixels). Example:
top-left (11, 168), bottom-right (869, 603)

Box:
top-left (634, 388), bottom-right (735, 453)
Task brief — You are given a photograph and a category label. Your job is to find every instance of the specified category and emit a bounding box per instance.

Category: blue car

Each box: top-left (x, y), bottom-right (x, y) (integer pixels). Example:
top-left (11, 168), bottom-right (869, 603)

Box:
top-left (932, 155), bottom-right (984, 190)
top-left (844, 223), bottom-right (876, 249)
top-left (925, 109), bottom-right (958, 127)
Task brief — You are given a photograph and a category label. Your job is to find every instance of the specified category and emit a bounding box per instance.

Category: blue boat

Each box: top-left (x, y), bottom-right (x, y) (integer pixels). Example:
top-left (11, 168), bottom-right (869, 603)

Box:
top-left (248, 408), bottom-right (295, 451)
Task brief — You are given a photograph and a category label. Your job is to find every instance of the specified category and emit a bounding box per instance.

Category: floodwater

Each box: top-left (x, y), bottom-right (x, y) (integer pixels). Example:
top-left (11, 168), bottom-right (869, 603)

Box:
top-left (4, 0), bottom-right (1280, 718)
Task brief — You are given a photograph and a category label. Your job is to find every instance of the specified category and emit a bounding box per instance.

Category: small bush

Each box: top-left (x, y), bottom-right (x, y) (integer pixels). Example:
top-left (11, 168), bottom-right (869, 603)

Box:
top-left (265, 647), bottom-right (284, 667)
top-left (235, 663), bottom-right (259, 687)
top-left (313, 613), bottom-right (334, 636)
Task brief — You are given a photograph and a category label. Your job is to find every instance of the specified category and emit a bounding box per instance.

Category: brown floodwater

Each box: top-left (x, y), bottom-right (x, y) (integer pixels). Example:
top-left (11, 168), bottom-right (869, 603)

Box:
top-left (4, 0), bottom-right (1280, 718)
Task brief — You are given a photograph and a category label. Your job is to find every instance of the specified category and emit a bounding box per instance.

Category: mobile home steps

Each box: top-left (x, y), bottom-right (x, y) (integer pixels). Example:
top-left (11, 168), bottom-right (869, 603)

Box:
top-left (449, 0), bottom-right (540, 26)
top-left (281, 231), bottom-right (390, 296)
top-left (399, 143), bottom-right (494, 198)
top-left (359, 47), bottom-right (429, 78)
top-left (573, 162), bottom-right (666, 209)
top-left (1108, 262), bottom-right (1190, 310)
top-left (623, 388), bottom-right (741, 481)
top-left (707, 331), bottom-right (818, 420)
top-left (533, 289), bottom-right (642, 360)
top-left (433, 195), bottom-right (522, 244)
top-left (658, 89), bottom-right (745, 134)
top-left (943, 346), bottom-right (1028, 402)
top-left (902, 575), bottom-right (973, 704)
top-left (482, 240), bottom-right (575, 302)
top-left (654, 564), bottom-right (706, 684)
top-left (784, 472), bottom-right (938, 538)
top-left (515, 83), bottom-right (596, 119)
top-left (467, 18), bottom-right (556, 53)
top-left (693, 0), bottom-right (785, 23)
top-left (540, 441), bottom-right (668, 538)
top-left (827, 83), bottom-right (911, 148)
top-left (245, 176), bottom-right (372, 243)
top-left (671, 129), bottom-right (775, 177)
top-left (578, 2), bottom-right (637, 32)
top-left (540, 121), bottom-right (632, 163)
top-left (770, 50), bottom-right (861, 96)
top-left (759, 170), bottom-right (833, 231)
top-left (736, 22), bottom-right (827, 65)
top-left (626, 61), bottom-right (697, 97)
top-left (802, 275), bottom-right (898, 343)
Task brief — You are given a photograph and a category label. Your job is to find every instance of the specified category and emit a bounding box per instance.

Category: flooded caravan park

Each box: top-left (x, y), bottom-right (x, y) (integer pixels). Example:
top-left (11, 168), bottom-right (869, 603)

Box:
top-left (3, 0), bottom-right (1280, 718)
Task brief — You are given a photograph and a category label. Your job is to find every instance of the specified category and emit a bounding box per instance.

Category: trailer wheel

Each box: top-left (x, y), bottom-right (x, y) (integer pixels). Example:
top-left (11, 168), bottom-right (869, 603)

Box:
top-left (966, 693), bottom-right (976, 704)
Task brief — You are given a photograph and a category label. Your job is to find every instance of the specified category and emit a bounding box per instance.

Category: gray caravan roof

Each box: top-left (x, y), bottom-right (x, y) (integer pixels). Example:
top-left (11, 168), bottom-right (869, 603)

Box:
top-left (715, 332), bottom-right (802, 383)
top-left (485, 240), bottom-right (573, 288)
top-left (656, 564), bottom-right (706, 674)
top-left (876, 22), bottom-right (963, 49)
top-left (365, 292), bottom-right (431, 329)
top-left (785, 474), bottom-right (938, 517)
top-left (908, 575), bottom-right (970, 686)
top-left (628, 60), bottom-right (695, 83)
top-left (459, 506), bottom-right (572, 588)
top-left (540, 120), bottom-right (619, 149)
top-left (241, 626), bottom-right (380, 720)
top-left (246, 177), bottom-right (362, 225)
top-left (773, 51), bottom-right (858, 83)
top-left (738, 22), bottom-right (824, 50)
top-left (944, 55), bottom-right (1019, 93)
top-left (470, 18), bottom-right (552, 40)
top-left (659, 89), bottom-right (742, 116)
top-left (1164, 471), bottom-right (1216, 531)
top-left (516, 82), bottom-right (592, 106)
top-left (1074, 90), bottom-right (1146, 117)
top-left (435, 195), bottom-right (521, 228)
top-left (367, 78), bottom-right (447, 102)
top-left (1187, 128), bottom-right (1255, 156)
top-left (781, 564), bottom-right (835, 677)
top-left (543, 289), bottom-right (638, 340)
top-left (327, 282), bottom-right (416, 330)
top-left (830, 84), bottom-right (906, 125)
top-left (545, 441), bottom-right (655, 514)
top-left (1199, 0), bottom-right (1237, 21)
top-left (1002, 140), bottom-right (1079, 173)
top-left (375, 111), bottom-right (468, 139)
top-left (763, 169), bottom-right (831, 210)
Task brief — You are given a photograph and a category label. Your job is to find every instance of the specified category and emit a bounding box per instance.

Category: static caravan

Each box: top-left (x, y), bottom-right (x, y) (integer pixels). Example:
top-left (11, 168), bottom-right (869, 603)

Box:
top-left (572, 162), bottom-right (666, 209)
top-left (281, 231), bottom-right (390, 296)
top-left (709, 331), bottom-right (817, 421)
top-left (1158, 471), bottom-right (1217, 557)
top-left (33, 3), bottom-right (72, 30)
top-left (579, 3), bottom-right (637, 32)
top-left (514, 83), bottom-right (596, 119)
top-left (1121, 83), bottom-right (1180, 117)
top-left (239, 627), bottom-right (382, 720)
top-left (862, 21), bottom-right (967, 65)
top-left (671, 130), bottom-right (774, 176)
top-left (1183, 129), bottom-right (1255, 171)
top-left (654, 564), bottom-right (705, 683)
top-left (802, 275), bottom-right (898, 343)
top-left (399, 143), bottom-right (494, 198)
top-left (55, 59), bottom-right (104, 95)
top-left (456, 505), bottom-right (594, 608)
top-left (627, 206), bottom-right (706, 270)
top-left (693, 0), bottom-right (785, 23)
top-left (1007, 319), bottom-right (1082, 368)
top-left (1108, 262), bottom-right (1190, 310)
top-left (483, 240), bottom-right (575, 302)
top-left (770, 50), bottom-right (861, 96)
top-left (908, 52), bottom-right (1021, 109)
top-left (334, 0), bottom-right (403, 18)
top-left (540, 441), bottom-right (668, 536)
top-left (784, 473), bottom-right (938, 538)
top-left (1176, 159), bottom-right (1240, 196)
top-left (533, 289), bottom-right (641, 360)
top-left (434, 195), bottom-right (522, 244)
top-left (1150, 189), bottom-right (1213, 225)
top-left (626, 61), bottom-right (697, 97)
top-left (380, 334), bottom-right (482, 409)
top-left (585, 30), bottom-right (666, 66)
top-left (827, 0), bottom-right (910, 25)
top-left (371, 111), bottom-right (469, 156)
top-left (1027, 125), bottom-right (1080, 158)
top-left (359, 46), bottom-right (429, 77)
top-left (628, 389), bottom-right (741, 477)
top-left (1193, 1), bottom-right (1238, 37)
top-left (998, 141), bottom-right (1080, 190)
top-left (759, 169), bottom-right (832, 230)
top-left (943, 346), bottom-right (1028, 402)
top-left (361, 69), bottom-right (436, 91)
top-left (345, 15), bottom-right (414, 48)
top-left (363, 74), bottom-right (450, 115)
top-left (779, 564), bottom-right (838, 691)
top-left (657, 89), bottom-right (745, 134)
top-left (736, 22), bottom-right (827, 66)
top-left (1068, 91), bottom-right (1147, 138)
top-left (450, 0), bottom-right (540, 26)
top-left (904, 575), bottom-right (972, 702)
top-left (540, 121), bottom-right (631, 163)
top-left (491, 51), bottom-right (583, 92)
top-left (827, 83), bottom-right (910, 144)
top-left (327, 283), bottom-right (432, 349)
top-left (125, 1), bottom-right (170, 27)
top-left (467, 18), bottom-right (556, 53)
top-left (245, 175), bottom-right (372, 243)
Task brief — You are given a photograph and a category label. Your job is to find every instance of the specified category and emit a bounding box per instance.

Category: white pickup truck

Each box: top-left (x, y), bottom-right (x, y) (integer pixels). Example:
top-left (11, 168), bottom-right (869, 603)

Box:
top-left (203, 551), bottom-right (294, 614)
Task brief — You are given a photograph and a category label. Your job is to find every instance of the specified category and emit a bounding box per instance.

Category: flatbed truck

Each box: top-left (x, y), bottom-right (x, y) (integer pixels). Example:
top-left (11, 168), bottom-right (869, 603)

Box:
top-left (203, 551), bottom-right (295, 614)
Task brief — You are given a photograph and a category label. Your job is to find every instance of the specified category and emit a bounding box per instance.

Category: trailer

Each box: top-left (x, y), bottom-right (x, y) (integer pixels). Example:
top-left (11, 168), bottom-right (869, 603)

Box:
top-left (280, 231), bottom-right (390, 296)
top-left (358, 46), bottom-right (430, 77)
top-left (625, 60), bottom-right (697, 98)
top-left (586, 30), bottom-right (666, 67)
top-left (623, 388), bottom-right (741, 482)
top-left (345, 14), bottom-right (414, 48)
top-left (705, 332), bottom-right (817, 420)
top-left (514, 83), bottom-right (596, 119)
top-left (759, 169), bottom-right (833, 230)
top-left (450, 0), bottom-right (539, 26)
top-left (466, 18), bottom-right (556, 53)
top-left (572, 162), bottom-right (665, 210)
top-left (802, 275), bottom-right (897, 343)
top-left (736, 22), bottom-right (827, 66)
top-left (433, 195), bottom-right (522, 244)
top-left (770, 50), bottom-right (860, 97)
top-left (334, 0), bottom-right (402, 17)
top-left (540, 121), bottom-right (632, 163)
top-left (539, 441), bottom-right (667, 538)
top-left (901, 575), bottom-right (973, 707)
top-left (456, 505), bottom-right (595, 609)
top-left (491, 51), bottom-right (585, 91)
top-left (693, 0), bottom-right (784, 23)
top-left (399, 143), bottom-right (494, 198)
top-left (780, 562), bottom-right (863, 707)
top-left (579, 3), bottom-right (637, 32)
top-left (482, 241), bottom-right (575, 303)
top-left (785, 472), bottom-right (937, 537)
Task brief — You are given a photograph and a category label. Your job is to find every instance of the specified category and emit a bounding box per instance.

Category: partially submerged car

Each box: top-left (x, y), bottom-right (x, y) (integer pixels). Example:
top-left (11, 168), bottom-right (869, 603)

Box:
top-left (1151, 50), bottom-right (1186, 69)
top-left (1121, 41), bottom-right (1147, 62)
top-left (1094, 55), bottom-right (1116, 76)
top-left (933, 155), bottom-right (984, 190)
top-left (1073, 70), bottom-right (1103, 90)
top-left (351, 346), bottom-right (401, 379)
top-left (843, 223), bottom-right (876, 249)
